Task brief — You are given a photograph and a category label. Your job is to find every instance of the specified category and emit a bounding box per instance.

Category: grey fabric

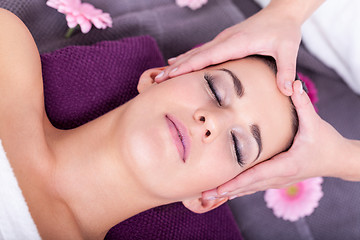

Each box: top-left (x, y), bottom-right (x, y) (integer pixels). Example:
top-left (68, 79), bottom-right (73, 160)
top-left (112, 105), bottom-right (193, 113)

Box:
top-left (230, 0), bottom-right (360, 240)
top-left (295, 218), bottom-right (314, 240)
top-left (0, 0), bottom-right (244, 59)
top-left (229, 178), bottom-right (360, 240)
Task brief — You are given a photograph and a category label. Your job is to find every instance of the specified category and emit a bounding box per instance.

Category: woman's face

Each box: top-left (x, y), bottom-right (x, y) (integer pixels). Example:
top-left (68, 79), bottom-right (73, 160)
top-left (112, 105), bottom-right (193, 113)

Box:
top-left (121, 57), bottom-right (294, 201)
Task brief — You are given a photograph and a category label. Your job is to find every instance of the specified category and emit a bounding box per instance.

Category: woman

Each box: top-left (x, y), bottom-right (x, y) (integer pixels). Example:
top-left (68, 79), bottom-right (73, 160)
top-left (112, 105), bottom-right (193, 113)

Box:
top-left (0, 8), bottom-right (299, 239)
top-left (156, 0), bottom-right (360, 200)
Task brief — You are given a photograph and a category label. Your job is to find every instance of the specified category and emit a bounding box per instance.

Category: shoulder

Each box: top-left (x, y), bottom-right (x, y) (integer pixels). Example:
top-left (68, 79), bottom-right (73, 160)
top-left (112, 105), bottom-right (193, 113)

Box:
top-left (0, 8), bottom-right (24, 26)
top-left (0, 8), bottom-right (45, 139)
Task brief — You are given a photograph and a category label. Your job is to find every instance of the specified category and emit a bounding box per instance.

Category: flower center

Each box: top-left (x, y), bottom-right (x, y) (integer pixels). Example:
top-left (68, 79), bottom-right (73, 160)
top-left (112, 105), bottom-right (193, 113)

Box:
top-left (286, 185), bottom-right (299, 197)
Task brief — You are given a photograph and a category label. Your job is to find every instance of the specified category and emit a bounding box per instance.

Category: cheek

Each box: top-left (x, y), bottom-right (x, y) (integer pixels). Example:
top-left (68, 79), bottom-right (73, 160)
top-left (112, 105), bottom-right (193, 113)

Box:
top-left (184, 140), bottom-right (242, 192)
top-left (174, 91), bottom-right (203, 109)
top-left (164, 75), bottom-right (206, 102)
top-left (152, 140), bottom-right (242, 200)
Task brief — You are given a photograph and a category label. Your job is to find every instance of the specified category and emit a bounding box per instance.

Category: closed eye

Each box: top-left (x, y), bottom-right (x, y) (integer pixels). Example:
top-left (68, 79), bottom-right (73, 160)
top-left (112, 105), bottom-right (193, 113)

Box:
top-left (204, 72), bottom-right (222, 106)
top-left (231, 131), bottom-right (244, 167)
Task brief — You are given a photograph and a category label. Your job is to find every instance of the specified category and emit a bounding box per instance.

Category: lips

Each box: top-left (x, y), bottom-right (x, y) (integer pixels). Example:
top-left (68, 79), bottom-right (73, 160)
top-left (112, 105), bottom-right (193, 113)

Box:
top-left (165, 114), bottom-right (190, 162)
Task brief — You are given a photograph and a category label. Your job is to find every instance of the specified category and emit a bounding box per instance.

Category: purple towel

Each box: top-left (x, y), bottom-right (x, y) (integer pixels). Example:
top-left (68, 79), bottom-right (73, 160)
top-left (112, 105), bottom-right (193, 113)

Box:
top-left (105, 203), bottom-right (242, 240)
top-left (41, 36), bottom-right (164, 129)
top-left (41, 36), bottom-right (242, 239)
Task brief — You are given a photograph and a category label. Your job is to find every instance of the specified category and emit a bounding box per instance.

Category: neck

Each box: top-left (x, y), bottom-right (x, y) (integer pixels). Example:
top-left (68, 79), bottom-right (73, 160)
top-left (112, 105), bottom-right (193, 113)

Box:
top-left (46, 103), bottom-right (170, 239)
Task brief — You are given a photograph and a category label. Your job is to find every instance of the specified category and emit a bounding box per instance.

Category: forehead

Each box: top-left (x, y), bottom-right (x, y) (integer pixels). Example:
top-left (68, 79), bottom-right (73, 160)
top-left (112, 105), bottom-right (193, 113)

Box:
top-left (211, 58), bottom-right (294, 162)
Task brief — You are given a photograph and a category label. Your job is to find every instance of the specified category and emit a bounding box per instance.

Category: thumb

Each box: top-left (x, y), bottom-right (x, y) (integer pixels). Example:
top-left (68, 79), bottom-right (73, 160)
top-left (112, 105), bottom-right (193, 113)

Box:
top-left (291, 80), bottom-right (318, 130)
top-left (276, 48), bottom-right (297, 96)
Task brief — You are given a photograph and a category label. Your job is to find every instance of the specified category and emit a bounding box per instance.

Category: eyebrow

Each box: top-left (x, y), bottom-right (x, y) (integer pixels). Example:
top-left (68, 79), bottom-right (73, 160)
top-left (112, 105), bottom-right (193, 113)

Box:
top-left (219, 68), bottom-right (244, 97)
top-left (251, 124), bottom-right (262, 161)
top-left (217, 68), bottom-right (263, 163)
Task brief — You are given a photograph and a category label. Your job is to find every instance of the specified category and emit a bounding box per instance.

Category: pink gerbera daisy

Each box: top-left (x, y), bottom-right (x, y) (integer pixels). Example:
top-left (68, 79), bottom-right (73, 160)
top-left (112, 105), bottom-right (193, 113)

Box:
top-left (264, 177), bottom-right (324, 222)
top-left (176, 0), bottom-right (208, 10)
top-left (46, 0), bottom-right (112, 34)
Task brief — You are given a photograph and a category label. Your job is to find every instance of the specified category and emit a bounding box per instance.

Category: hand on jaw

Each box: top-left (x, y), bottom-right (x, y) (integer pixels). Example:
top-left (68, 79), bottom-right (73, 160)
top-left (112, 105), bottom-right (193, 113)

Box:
top-left (203, 81), bottom-right (352, 200)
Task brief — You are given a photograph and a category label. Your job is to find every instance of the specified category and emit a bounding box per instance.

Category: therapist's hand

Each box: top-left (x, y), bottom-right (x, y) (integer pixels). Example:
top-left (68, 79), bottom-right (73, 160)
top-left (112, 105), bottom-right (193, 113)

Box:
top-left (202, 80), bottom-right (350, 200)
top-left (155, 3), bottom-right (302, 96)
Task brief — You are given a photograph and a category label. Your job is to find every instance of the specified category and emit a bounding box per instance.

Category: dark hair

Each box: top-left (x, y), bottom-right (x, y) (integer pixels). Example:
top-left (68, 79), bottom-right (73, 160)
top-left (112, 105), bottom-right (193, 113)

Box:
top-left (246, 55), bottom-right (308, 152)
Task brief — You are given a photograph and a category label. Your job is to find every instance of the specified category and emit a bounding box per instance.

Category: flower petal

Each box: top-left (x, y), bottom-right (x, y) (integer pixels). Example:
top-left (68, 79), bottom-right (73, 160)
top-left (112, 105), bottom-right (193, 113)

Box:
top-left (176, 0), bottom-right (208, 10)
top-left (264, 177), bottom-right (324, 222)
top-left (46, 0), bottom-right (61, 9)
top-left (79, 20), bottom-right (92, 33)
top-left (51, 0), bottom-right (113, 35)
top-left (65, 14), bottom-right (77, 28)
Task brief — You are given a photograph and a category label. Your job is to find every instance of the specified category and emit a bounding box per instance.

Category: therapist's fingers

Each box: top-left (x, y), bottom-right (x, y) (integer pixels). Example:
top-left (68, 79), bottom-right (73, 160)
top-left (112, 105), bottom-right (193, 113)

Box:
top-left (166, 43), bottom-right (239, 80)
top-left (275, 43), bottom-right (299, 96)
top-left (231, 191), bottom-right (256, 199)
top-left (172, 44), bottom-right (236, 75)
top-left (155, 32), bottom-right (254, 83)
top-left (155, 41), bottom-right (216, 83)
top-left (168, 46), bottom-right (205, 65)
top-left (202, 188), bottom-right (218, 200)
top-left (291, 80), bottom-right (318, 134)
top-left (167, 57), bottom-right (177, 64)
top-left (206, 82), bottom-right (319, 198)
top-left (167, 35), bottom-right (261, 77)
top-left (216, 152), bottom-right (297, 196)
top-left (166, 27), bottom-right (232, 67)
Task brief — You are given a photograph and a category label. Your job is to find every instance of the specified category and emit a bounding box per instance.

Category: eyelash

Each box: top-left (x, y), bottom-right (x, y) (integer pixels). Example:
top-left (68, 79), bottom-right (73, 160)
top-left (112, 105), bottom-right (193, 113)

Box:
top-left (204, 73), bottom-right (222, 106)
top-left (204, 73), bottom-right (243, 166)
top-left (231, 132), bottom-right (244, 167)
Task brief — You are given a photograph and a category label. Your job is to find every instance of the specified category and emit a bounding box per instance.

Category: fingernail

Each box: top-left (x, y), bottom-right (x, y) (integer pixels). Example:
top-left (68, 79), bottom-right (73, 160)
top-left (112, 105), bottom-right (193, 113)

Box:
top-left (168, 57), bottom-right (176, 62)
top-left (170, 67), bottom-right (178, 75)
top-left (299, 82), bottom-right (304, 94)
top-left (285, 81), bottom-right (292, 91)
top-left (220, 191), bottom-right (228, 196)
top-left (155, 71), bottom-right (164, 79)
top-left (205, 196), bottom-right (216, 200)
top-left (229, 195), bottom-right (238, 200)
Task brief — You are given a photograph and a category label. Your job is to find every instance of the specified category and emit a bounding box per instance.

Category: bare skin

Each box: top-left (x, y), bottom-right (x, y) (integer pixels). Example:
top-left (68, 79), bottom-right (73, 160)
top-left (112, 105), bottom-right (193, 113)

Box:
top-left (0, 9), bottom-right (154, 239)
top-left (156, 0), bottom-right (325, 96)
top-left (0, 9), bottom-right (168, 239)
top-left (0, 8), bottom-right (297, 239)
top-left (154, 0), bottom-right (360, 199)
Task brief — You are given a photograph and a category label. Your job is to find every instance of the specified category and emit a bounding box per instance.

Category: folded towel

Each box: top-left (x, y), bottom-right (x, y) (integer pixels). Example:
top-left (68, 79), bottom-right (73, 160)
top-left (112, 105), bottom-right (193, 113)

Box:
top-left (0, 140), bottom-right (41, 240)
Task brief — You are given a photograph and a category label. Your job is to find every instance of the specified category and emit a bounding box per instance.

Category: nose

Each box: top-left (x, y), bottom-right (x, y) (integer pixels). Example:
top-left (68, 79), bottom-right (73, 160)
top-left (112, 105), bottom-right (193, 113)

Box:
top-left (193, 109), bottom-right (221, 143)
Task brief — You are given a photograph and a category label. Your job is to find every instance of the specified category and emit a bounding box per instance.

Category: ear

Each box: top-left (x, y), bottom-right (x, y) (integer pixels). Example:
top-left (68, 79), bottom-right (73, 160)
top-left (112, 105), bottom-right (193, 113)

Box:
top-left (137, 67), bottom-right (166, 93)
top-left (182, 197), bottom-right (228, 214)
